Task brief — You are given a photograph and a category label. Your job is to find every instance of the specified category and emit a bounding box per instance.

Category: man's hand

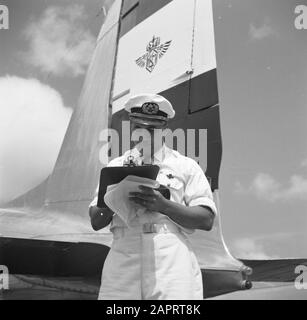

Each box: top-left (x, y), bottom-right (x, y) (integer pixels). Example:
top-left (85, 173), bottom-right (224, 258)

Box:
top-left (129, 185), bottom-right (169, 213)
top-left (89, 206), bottom-right (114, 231)
top-left (129, 185), bottom-right (215, 231)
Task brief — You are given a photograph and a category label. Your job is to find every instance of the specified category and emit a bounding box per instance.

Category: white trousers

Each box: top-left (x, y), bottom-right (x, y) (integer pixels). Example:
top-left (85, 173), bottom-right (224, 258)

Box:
top-left (98, 225), bottom-right (203, 300)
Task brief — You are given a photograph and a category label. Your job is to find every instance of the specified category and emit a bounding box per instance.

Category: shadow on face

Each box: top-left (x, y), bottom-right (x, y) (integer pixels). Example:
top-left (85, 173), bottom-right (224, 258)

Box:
top-left (130, 119), bottom-right (168, 150)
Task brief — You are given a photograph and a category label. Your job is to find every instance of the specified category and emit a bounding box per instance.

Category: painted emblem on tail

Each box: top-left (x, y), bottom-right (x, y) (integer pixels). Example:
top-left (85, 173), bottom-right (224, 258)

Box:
top-left (135, 36), bottom-right (172, 73)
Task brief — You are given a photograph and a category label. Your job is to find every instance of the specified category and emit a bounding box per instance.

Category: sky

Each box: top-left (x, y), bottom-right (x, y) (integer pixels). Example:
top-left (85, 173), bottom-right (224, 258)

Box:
top-left (0, 0), bottom-right (306, 259)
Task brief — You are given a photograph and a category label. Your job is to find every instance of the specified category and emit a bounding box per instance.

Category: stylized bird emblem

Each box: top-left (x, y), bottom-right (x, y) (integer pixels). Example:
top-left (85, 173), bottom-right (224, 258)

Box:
top-left (135, 36), bottom-right (172, 73)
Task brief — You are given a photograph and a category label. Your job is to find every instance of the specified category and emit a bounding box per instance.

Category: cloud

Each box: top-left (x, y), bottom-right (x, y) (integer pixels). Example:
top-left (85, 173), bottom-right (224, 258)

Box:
top-left (231, 237), bottom-right (279, 260)
top-left (249, 21), bottom-right (278, 41)
top-left (23, 5), bottom-right (96, 77)
top-left (285, 175), bottom-right (307, 199)
top-left (0, 76), bottom-right (72, 204)
top-left (301, 158), bottom-right (307, 167)
top-left (249, 173), bottom-right (281, 201)
top-left (231, 232), bottom-right (307, 259)
top-left (235, 172), bottom-right (307, 202)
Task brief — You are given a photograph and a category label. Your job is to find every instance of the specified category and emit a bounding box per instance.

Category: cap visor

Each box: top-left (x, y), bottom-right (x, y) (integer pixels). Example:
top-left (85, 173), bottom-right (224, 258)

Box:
top-left (129, 114), bottom-right (167, 128)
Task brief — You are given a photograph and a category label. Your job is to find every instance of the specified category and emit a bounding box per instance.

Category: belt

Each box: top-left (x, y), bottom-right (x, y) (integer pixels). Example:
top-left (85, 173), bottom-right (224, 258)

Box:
top-left (142, 222), bottom-right (180, 234)
top-left (112, 222), bottom-right (181, 238)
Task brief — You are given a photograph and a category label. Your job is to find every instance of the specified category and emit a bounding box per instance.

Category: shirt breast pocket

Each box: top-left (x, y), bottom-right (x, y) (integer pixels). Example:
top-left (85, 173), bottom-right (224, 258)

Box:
top-left (157, 171), bottom-right (184, 201)
top-left (167, 177), bottom-right (184, 190)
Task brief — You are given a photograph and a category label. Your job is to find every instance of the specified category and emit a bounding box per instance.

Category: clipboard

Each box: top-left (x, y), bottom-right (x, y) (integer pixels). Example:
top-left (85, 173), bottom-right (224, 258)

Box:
top-left (97, 165), bottom-right (160, 208)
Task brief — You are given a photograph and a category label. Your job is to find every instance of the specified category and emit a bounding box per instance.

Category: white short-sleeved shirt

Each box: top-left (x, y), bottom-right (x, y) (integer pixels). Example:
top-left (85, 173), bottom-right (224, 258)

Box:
top-left (89, 145), bottom-right (217, 233)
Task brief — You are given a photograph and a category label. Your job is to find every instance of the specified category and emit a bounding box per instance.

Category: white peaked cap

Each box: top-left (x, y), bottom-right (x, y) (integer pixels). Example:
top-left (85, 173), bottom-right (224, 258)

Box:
top-left (124, 93), bottom-right (175, 119)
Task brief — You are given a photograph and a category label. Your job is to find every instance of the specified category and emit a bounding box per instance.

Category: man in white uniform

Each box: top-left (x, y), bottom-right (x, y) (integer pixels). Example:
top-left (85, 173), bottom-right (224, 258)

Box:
top-left (89, 93), bottom-right (217, 300)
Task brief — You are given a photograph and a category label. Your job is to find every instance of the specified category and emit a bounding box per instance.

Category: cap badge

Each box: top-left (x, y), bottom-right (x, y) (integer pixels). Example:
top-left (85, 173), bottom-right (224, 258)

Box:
top-left (142, 102), bottom-right (159, 115)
